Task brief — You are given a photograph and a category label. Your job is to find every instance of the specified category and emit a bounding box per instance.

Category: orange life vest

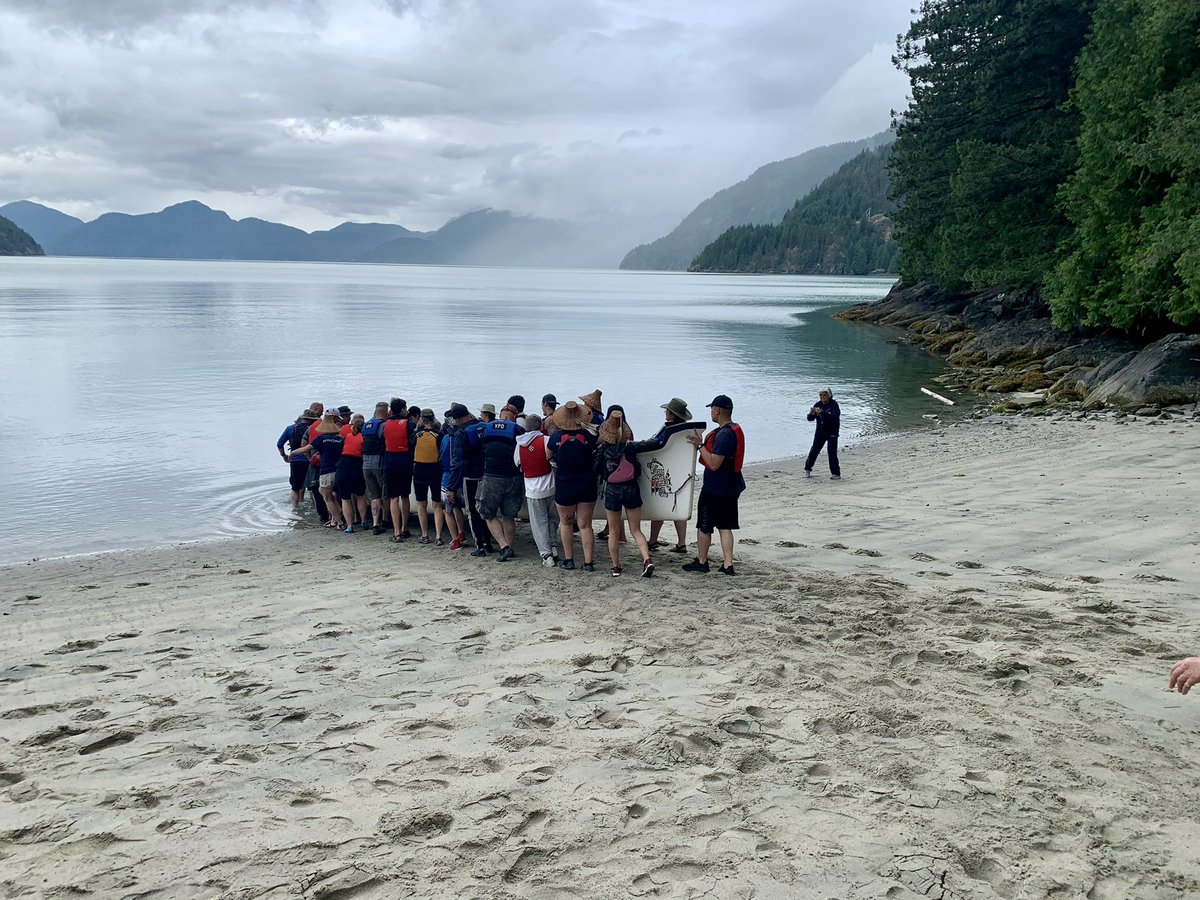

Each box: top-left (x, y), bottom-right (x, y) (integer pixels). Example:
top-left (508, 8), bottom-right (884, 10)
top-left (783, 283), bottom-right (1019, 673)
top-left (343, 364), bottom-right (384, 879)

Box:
top-left (413, 429), bottom-right (440, 464)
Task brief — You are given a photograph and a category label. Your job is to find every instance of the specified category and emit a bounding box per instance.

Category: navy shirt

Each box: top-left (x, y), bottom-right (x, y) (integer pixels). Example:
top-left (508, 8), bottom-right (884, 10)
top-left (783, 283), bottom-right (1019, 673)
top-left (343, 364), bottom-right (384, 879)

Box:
top-left (807, 399), bottom-right (840, 437)
top-left (312, 433), bottom-right (345, 475)
top-left (702, 425), bottom-right (745, 497)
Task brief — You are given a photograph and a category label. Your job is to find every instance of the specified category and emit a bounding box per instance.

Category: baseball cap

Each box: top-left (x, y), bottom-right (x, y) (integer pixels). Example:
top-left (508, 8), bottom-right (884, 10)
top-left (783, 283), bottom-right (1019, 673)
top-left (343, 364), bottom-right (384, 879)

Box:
top-left (445, 402), bottom-right (470, 419)
top-left (705, 395), bottom-right (733, 410)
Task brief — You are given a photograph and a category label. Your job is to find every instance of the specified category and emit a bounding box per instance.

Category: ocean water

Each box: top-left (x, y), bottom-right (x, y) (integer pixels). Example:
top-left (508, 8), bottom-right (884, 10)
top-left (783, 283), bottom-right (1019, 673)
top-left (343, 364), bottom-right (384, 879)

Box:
top-left (0, 258), bottom-right (951, 564)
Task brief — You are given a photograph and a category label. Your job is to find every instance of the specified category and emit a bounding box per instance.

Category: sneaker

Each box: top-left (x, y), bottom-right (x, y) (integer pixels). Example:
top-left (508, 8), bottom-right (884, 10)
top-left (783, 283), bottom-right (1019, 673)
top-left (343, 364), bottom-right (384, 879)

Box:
top-left (641, 559), bottom-right (655, 578)
top-left (803, 470), bottom-right (812, 478)
top-left (343, 526), bottom-right (354, 534)
top-left (582, 563), bottom-right (596, 573)
top-left (470, 547), bottom-right (489, 558)
top-left (372, 525), bottom-right (386, 536)
top-left (831, 474), bottom-right (841, 481)
top-left (450, 534), bottom-right (464, 551)
top-left (542, 554), bottom-right (556, 568)
top-left (682, 558), bottom-right (711, 574)
top-left (718, 564), bottom-right (737, 576)
top-left (611, 566), bottom-right (623, 577)
top-left (418, 535), bottom-right (431, 544)
top-left (498, 547), bottom-right (514, 562)
top-left (561, 559), bottom-right (576, 571)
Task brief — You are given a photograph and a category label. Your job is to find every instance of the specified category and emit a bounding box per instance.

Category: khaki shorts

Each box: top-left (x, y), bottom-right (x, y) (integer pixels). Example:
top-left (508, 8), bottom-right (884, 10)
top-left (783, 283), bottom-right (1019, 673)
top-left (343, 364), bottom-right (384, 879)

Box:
top-left (319, 473), bottom-right (337, 489)
top-left (364, 467), bottom-right (387, 502)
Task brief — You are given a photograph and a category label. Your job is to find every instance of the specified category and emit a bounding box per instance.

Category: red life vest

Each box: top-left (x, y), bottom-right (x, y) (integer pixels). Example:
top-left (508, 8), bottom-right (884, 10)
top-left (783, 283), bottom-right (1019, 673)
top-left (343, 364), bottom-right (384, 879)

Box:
top-left (382, 417), bottom-right (410, 453)
top-left (518, 435), bottom-right (552, 478)
top-left (702, 423), bottom-right (745, 472)
top-left (342, 432), bottom-right (364, 458)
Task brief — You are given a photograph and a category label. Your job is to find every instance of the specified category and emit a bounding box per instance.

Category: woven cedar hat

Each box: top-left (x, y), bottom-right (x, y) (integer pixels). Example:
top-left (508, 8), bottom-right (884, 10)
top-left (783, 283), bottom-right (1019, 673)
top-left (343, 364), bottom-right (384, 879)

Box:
top-left (315, 411), bottom-right (340, 434)
top-left (579, 389), bottom-right (603, 414)
top-left (598, 414), bottom-right (633, 445)
top-left (553, 400), bottom-right (590, 431)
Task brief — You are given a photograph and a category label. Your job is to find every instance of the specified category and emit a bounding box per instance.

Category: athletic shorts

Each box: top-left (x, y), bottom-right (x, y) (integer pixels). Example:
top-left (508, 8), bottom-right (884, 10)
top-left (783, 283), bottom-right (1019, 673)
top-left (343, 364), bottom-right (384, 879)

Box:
top-left (414, 481), bottom-right (441, 503)
top-left (555, 476), bottom-right (598, 508)
top-left (695, 489), bottom-right (739, 534)
top-left (336, 460), bottom-right (366, 498)
top-left (319, 472), bottom-right (337, 489)
top-left (363, 467), bottom-right (387, 502)
top-left (413, 461), bottom-right (441, 487)
top-left (477, 475), bottom-right (524, 520)
top-left (289, 460), bottom-right (308, 492)
top-left (385, 461), bottom-right (413, 499)
top-left (603, 481), bottom-right (643, 512)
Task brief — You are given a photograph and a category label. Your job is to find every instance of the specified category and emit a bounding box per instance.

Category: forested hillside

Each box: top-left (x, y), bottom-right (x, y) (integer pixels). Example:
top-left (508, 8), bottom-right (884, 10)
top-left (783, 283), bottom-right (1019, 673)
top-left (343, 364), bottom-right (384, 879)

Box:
top-left (0, 215), bottom-right (43, 256)
top-left (889, 0), bottom-right (1199, 332)
top-left (690, 145), bottom-right (898, 275)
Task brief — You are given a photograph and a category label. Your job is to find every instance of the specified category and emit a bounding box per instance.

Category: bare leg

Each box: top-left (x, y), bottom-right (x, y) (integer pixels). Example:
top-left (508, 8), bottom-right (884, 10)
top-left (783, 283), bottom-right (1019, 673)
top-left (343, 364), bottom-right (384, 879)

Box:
top-left (449, 505), bottom-right (465, 538)
top-left (577, 501), bottom-right (596, 564)
top-left (606, 509), bottom-right (622, 568)
top-left (356, 495), bottom-right (368, 524)
top-left (416, 499), bottom-right (430, 538)
top-left (626, 507), bottom-right (651, 562)
top-left (389, 496), bottom-right (402, 537)
top-left (370, 497), bottom-right (382, 527)
top-left (649, 519), bottom-right (662, 544)
top-left (324, 488), bottom-right (344, 527)
top-left (340, 497), bottom-right (354, 528)
top-left (696, 529), bottom-right (712, 564)
top-left (557, 504), bottom-right (577, 560)
top-left (674, 519), bottom-right (687, 548)
top-left (487, 518), bottom-right (507, 548)
top-left (718, 529), bottom-right (735, 567)
top-left (500, 517), bottom-right (516, 548)
top-left (433, 499), bottom-right (446, 541)
top-left (401, 496), bottom-right (411, 533)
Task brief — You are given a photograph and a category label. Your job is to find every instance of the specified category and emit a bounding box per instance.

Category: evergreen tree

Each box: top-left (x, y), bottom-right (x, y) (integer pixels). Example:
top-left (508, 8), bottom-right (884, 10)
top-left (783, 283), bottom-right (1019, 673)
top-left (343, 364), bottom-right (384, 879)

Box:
top-left (889, 0), bottom-right (1095, 291)
top-left (1048, 0), bottom-right (1200, 330)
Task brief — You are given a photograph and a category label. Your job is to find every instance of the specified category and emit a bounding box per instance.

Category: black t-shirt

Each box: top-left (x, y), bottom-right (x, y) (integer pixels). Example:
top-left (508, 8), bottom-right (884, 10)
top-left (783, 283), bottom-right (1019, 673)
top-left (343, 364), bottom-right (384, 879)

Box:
top-left (549, 429), bottom-right (597, 480)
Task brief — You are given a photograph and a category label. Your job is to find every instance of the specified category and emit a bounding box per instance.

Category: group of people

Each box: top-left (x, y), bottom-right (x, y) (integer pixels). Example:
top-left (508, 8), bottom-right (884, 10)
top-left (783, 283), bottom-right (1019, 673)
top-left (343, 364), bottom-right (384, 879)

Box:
top-left (276, 390), bottom-right (753, 577)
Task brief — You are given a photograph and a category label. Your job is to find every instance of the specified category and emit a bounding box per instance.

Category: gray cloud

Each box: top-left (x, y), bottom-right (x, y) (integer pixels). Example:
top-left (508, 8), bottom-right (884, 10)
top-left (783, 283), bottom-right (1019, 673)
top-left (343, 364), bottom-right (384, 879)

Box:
top-left (0, 0), bottom-right (913, 235)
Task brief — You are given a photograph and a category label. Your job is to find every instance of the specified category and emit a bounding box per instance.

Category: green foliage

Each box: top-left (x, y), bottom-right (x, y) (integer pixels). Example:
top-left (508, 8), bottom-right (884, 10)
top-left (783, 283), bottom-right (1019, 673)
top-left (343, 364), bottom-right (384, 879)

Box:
top-left (1048, 0), bottom-right (1200, 330)
top-left (0, 215), bottom-right (43, 256)
top-left (690, 146), bottom-right (900, 275)
top-left (890, 0), bottom-right (1095, 291)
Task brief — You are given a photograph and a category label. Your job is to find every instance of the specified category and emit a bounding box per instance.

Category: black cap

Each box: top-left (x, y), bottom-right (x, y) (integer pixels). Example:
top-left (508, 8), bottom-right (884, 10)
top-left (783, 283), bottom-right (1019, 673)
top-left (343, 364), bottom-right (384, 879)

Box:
top-left (706, 394), bottom-right (733, 410)
top-left (337, 405), bottom-right (352, 416)
top-left (445, 402), bottom-right (470, 419)
top-left (542, 393), bottom-right (557, 405)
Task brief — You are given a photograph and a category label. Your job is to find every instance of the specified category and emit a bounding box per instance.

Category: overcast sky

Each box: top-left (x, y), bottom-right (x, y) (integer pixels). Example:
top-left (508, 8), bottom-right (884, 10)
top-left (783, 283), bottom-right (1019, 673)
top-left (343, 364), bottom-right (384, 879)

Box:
top-left (0, 0), bottom-right (913, 233)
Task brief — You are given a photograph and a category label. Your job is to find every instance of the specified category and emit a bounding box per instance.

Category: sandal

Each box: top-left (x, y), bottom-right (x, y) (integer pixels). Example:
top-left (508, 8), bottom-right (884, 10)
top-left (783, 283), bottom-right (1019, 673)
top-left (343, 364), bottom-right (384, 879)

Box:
top-left (390, 535), bottom-right (404, 543)
top-left (435, 538), bottom-right (446, 547)
top-left (668, 544), bottom-right (688, 554)
top-left (418, 536), bottom-right (431, 544)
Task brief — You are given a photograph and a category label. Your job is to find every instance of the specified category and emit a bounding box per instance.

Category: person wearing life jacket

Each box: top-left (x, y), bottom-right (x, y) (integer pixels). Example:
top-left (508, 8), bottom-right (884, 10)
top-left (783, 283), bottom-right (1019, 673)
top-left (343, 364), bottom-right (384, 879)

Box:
top-left (336, 413), bottom-right (368, 533)
top-left (683, 394), bottom-right (745, 576)
top-left (595, 406), bottom-right (666, 578)
top-left (477, 406), bottom-right (525, 562)
top-left (360, 401), bottom-right (390, 535)
top-left (439, 405), bottom-right (469, 550)
top-left (547, 400), bottom-right (599, 572)
top-left (303, 402), bottom-right (331, 525)
top-left (648, 397), bottom-right (693, 555)
top-left (383, 397), bottom-right (416, 543)
top-left (277, 409), bottom-right (317, 509)
top-left (461, 405), bottom-right (494, 556)
top-left (514, 413), bottom-right (559, 567)
top-left (412, 409), bottom-right (450, 546)
top-left (540, 394), bottom-right (559, 436)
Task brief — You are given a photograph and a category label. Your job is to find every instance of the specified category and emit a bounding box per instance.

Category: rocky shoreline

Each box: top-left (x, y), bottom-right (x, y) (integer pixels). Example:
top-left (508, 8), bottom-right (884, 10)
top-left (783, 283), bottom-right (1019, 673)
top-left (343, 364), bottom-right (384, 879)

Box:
top-left (837, 281), bottom-right (1200, 416)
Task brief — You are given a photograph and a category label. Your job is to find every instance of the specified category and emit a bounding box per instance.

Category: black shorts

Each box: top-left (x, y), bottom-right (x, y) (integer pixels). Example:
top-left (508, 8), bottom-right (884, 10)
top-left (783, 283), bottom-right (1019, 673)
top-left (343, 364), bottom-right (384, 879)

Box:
top-left (385, 461), bottom-right (413, 499)
top-left (413, 461), bottom-right (442, 487)
top-left (696, 489), bottom-right (739, 534)
top-left (477, 475), bottom-right (524, 519)
top-left (336, 459), bottom-right (366, 498)
top-left (414, 481), bottom-right (441, 503)
top-left (603, 481), bottom-right (643, 512)
top-left (289, 460), bottom-right (309, 492)
top-left (555, 476), bottom-right (598, 508)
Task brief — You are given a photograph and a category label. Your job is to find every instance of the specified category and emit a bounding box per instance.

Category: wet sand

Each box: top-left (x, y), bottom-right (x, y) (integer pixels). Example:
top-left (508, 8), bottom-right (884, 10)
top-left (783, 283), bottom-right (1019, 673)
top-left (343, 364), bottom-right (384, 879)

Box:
top-left (2, 412), bottom-right (1198, 898)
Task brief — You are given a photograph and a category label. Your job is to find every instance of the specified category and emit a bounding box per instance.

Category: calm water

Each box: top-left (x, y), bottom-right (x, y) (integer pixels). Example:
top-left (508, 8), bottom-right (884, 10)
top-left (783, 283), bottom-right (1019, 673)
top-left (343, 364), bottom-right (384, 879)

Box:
top-left (0, 258), bottom-right (950, 564)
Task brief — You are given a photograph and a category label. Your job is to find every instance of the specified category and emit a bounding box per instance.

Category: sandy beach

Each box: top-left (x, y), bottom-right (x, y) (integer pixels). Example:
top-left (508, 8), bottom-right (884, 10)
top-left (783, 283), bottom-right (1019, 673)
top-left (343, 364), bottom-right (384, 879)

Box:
top-left (2, 411), bottom-right (1198, 899)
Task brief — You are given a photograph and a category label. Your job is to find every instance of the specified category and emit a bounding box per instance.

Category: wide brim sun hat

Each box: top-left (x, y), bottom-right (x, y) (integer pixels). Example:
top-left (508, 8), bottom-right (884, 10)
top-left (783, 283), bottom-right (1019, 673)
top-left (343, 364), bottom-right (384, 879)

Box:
top-left (661, 397), bottom-right (692, 420)
top-left (553, 400), bottom-right (590, 431)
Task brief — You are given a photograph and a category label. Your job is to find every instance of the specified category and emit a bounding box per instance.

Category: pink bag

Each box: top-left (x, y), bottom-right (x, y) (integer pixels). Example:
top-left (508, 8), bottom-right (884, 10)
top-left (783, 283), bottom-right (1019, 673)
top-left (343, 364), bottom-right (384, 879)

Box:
top-left (609, 453), bottom-right (635, 484)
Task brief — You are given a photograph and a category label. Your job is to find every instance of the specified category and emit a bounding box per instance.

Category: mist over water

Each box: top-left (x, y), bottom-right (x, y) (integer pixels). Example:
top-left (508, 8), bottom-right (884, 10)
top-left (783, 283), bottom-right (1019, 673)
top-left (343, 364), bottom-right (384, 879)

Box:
top-left (0, 258), bottom-right (951, 564)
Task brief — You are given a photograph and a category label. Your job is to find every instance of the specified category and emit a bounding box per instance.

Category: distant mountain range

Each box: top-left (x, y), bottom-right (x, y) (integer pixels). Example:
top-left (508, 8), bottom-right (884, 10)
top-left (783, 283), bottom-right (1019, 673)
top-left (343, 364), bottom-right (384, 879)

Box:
top-left (0, 200), bottom-right (646, 269)
top-left (619, 131), bottom-right (894, 271)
